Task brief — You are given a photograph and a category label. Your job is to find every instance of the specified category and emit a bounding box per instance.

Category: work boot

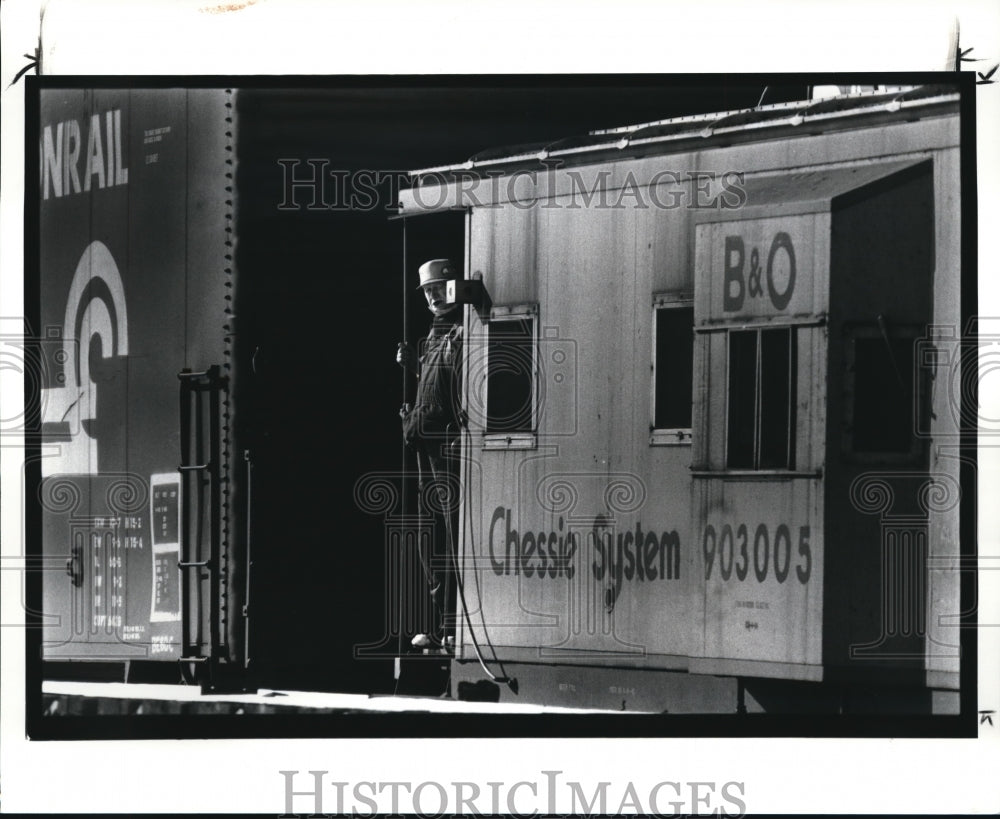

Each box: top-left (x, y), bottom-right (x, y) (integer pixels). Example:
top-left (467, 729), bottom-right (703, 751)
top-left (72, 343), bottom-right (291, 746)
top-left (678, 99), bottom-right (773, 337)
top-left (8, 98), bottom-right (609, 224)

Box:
top-left (410, 633), bottom-right (454, 655)
top-left (410, 633), bottom-right (436, 649)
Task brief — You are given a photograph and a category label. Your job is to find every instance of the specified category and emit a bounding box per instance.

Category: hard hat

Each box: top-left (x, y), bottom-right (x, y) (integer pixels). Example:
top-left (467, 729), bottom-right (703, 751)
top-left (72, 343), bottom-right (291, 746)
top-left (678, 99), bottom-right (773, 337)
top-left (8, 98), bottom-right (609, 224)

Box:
top-left (417, 258), bottom-right (459, 289)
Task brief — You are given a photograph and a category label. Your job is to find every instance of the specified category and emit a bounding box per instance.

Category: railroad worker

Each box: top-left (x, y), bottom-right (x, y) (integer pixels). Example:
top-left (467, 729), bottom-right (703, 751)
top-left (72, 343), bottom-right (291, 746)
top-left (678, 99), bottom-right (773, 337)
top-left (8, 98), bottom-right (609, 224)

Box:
top-left (397, 259), bottom-right (465, 652)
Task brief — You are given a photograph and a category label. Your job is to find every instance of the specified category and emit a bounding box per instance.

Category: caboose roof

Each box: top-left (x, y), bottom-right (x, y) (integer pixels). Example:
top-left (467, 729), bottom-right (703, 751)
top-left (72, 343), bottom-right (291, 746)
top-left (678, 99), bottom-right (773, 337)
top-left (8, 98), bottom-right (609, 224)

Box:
top-left (695, 157), bottom-right (930, 223)
top-left (403, 84), bottom-right (959, 183)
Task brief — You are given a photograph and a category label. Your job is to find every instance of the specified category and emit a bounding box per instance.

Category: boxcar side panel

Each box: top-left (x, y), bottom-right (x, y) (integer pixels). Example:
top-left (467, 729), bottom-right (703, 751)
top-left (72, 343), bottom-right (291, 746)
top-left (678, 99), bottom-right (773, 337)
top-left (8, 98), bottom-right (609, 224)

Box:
top-left (184, 88), bottom-right (243, 666)
top-left (39, 89), bottom-right (236, 664)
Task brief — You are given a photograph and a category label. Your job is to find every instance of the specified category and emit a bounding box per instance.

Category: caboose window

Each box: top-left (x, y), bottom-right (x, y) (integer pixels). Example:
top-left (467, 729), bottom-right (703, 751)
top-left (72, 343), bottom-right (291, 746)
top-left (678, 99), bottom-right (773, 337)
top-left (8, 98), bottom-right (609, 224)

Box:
top-left (844, 325), bottom-right (924, 461)
top-left (651, 300), bottom-right (694, 444)
top-left (727, 331), bottom-right (758, 468)
top-left (485, 315), bottom-right (536, 435)
top-left (726, 327), bottom-right (796, 470)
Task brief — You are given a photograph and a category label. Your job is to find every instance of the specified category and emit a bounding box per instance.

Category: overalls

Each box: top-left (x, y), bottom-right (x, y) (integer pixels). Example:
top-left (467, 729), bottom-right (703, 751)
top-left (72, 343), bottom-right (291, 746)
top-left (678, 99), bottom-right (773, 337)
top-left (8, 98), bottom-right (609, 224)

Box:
top-left (401, 315), bottom-right (463, 643)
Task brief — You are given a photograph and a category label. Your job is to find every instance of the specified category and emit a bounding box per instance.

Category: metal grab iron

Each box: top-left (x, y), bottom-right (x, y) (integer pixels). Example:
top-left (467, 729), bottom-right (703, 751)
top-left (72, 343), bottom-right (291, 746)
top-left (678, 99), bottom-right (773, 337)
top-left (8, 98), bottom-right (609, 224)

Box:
top-left (177, 366), bottom-right (227, 681)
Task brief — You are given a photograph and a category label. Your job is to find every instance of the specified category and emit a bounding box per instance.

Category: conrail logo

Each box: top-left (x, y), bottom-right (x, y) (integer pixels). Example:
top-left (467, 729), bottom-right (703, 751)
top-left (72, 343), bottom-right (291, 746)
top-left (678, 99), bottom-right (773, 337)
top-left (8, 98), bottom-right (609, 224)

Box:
top-left (40, 241), bottom-right (129, 476)
top-left (41, 109), bottom-right (129, 200)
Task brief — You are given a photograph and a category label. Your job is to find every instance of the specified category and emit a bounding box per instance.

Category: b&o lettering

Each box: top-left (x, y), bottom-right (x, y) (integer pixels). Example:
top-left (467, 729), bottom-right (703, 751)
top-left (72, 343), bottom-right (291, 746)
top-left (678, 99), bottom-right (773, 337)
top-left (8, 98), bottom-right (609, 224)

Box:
top-left (721, 231), bottom-right (797, 313)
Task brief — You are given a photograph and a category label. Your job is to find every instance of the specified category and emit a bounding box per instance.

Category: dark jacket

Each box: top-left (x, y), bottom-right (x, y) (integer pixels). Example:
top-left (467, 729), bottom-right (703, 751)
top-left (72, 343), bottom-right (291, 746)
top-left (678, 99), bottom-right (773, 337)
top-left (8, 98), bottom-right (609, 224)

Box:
top-left (402, 313), bottom-right (463, 446)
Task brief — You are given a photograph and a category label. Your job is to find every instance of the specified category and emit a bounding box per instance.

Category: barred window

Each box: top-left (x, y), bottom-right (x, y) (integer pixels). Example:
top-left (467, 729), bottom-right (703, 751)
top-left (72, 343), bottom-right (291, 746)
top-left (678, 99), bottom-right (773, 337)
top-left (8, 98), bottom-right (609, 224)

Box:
top-left (726, 327), bottom-right (796, 470)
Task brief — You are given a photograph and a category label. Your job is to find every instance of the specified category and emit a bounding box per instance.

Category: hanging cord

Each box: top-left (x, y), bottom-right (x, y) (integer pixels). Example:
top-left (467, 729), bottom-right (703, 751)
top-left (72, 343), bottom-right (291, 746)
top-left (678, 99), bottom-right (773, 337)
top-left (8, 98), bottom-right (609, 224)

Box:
top-left (393, 220), bottom-right (409, 696)
top-left (461, 427), bottom-right (507, 666)
top-left (429, 445), bottom-right (517, 694)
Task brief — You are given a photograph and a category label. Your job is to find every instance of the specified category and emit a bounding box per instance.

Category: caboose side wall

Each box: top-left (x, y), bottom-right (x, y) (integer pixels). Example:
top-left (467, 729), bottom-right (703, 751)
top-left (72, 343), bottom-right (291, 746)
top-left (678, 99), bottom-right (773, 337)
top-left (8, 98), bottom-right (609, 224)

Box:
top-left (690, 208), bottom-right (831, 681)
top-left (398, 97), bottom-right (962, 707)
top-left (462, 193), bottom-right (698, 665)
top-left (38, 89), bottom-right (241, 667)
top-left (925, 145), bottom-right (962, 690)
top-left (823, 157), bottom-right (960, 689)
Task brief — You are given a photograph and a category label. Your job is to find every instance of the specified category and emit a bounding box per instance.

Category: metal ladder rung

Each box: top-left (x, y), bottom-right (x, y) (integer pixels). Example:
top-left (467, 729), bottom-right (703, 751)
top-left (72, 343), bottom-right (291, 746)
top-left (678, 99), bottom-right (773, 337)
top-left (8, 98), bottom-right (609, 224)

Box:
top-left (178, 362), bottom-right (224, 686)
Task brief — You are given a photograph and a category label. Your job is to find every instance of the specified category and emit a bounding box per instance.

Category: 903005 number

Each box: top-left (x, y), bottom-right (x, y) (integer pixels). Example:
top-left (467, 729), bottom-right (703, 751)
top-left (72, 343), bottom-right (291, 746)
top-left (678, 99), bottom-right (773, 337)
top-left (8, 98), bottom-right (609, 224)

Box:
top-left (703, 524), bottom-right (811, 584)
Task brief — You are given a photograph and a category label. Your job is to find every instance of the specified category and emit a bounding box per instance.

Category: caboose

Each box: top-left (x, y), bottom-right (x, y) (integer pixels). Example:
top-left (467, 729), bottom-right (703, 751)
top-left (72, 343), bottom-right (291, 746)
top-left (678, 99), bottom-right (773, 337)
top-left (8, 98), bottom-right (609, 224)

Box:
top-left (397, 85), bottom-right (964, 713)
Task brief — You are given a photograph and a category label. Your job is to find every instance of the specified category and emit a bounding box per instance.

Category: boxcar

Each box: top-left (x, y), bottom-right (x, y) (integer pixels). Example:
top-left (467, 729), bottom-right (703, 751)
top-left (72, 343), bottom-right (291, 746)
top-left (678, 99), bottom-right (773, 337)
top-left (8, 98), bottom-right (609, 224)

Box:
top-left (37, 89), bottom-right (245, 686)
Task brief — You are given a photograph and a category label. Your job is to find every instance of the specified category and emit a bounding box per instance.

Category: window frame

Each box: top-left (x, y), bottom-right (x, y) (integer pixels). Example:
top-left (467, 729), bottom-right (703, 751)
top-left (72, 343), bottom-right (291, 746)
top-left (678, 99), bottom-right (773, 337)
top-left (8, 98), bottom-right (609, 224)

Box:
top-left (650, 291), bottom-right (695, 447)
top-left (724, 324), bottom-right (798, 472)
top-left (482, 302), bottom-right (539, 451)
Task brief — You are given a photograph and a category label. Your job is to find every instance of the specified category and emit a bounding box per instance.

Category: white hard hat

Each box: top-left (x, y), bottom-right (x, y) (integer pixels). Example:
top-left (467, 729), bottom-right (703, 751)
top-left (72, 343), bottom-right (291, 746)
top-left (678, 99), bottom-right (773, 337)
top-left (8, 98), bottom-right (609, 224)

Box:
top-left (417, 258), bottom-right (458, 289)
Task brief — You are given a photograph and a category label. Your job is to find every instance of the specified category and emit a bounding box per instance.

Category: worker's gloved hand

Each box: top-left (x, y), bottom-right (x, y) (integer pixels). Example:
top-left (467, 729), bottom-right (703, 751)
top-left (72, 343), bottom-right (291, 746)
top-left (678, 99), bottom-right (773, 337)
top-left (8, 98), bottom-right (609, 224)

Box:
top-left (401, 405), bottom-right (449, 446)
top-left (401, 404), bottom-right (424, 446)
top-left (396, 341), bottom-right (418, 373)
